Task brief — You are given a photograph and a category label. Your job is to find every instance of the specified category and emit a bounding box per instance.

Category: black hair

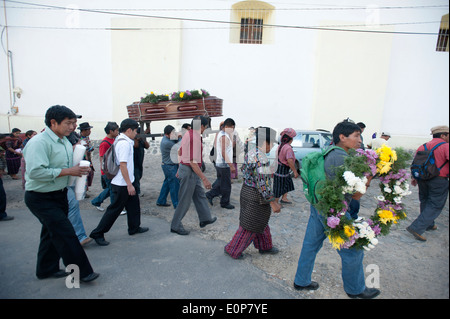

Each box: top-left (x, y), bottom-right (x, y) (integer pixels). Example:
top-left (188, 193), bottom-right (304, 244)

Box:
top-left (104, 121), bottom-right (119, 134)
top-left (164, 125), bottom-right (175, 136)
top-left (11, 128), bottom-right (21, 134)
top-left (255, 126), bottom-right (277, 148)
top-left (356, 122), bottom-right (366, 129)
top-left (25, 130), bottom-right (36, 137)
top-left (332, 121), bottom-right (361, 145)
top-left (223, 118), bottom-right (236, 127)
top-left (181, 123), bottom-right (191, 130)
top-left (119, 118), bottom-right (139, 133)
top-left (278, 134), bottom-right (293, 155)
top-left (44, 105), bottom-right (77, 127)
top-left (191, 115), bottom-right (210, 129)
top-left (433, 132), bottom-right (449, 139)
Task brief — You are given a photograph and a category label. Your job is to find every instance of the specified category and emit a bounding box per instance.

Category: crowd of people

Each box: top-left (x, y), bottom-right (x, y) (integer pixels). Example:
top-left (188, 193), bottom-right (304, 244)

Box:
top-left (0, 104), bottom-right (448, 299)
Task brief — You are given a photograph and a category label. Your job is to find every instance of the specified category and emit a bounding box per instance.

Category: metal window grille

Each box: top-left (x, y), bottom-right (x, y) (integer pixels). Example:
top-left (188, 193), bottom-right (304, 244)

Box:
top-left (240, 18), bottom-right (263, 44)
top-left (436, 27), bottom-right (449, 52)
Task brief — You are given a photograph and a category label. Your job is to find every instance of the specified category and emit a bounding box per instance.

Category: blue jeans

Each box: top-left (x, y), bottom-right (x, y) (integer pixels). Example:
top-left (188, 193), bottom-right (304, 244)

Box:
top-left (157, 164), bottom-right (180, 208)
top-left (294, 205), bottom-right (366, 295)
top-left (91, 175), bottom-right (114, 207)
top-left (67, 186), bottom-right (89, 242)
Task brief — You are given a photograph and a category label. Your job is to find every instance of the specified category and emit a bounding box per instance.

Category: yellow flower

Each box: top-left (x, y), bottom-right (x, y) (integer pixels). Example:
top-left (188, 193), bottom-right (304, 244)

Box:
top-left (377, 162), bottom-right (392, 175)
top-left (180, 92), bottom-right (184, 98)
top-left (377, 209), bottom-right (397, 224)
top-left (328, 234), bottom-right (345, 250)
top-left (344, 225), bottom-right (355, 238)
top-left (391, 149), bottom-right (397, 161)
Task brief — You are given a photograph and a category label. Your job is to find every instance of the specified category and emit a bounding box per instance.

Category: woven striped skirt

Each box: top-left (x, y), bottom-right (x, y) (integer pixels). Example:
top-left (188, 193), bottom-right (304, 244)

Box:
top-left (272, 162), bottom-right (294, 198)
top-left (6, 155), bottom-right (21, 175)
top-left (224, 225), bottom-right (273, 259)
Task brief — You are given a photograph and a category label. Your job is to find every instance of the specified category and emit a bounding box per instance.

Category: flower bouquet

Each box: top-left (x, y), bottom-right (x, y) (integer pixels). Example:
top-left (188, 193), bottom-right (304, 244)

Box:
top-left (140, 89), bottom-right (209, 104)
top-left (317, 145), bottom-right (412, 251)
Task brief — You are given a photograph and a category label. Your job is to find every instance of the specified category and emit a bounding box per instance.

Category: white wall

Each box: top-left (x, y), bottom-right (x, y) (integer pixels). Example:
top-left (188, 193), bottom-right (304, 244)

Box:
top-left (1, 0), bottom-right (448, 148)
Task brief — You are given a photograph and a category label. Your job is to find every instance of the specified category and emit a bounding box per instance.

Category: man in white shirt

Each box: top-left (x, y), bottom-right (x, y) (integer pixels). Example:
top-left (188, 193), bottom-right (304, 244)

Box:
top-left (206, 118), bottom-right (236, 209)
top-left (367, 131), bottom-right (391, 150)
top-left (90, 119), bottom-right (148, 246)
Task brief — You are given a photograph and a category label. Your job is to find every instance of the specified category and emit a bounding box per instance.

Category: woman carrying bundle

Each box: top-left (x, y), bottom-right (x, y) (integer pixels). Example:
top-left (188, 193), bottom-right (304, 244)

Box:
top-left (224, 126), bottom-right (281, 259)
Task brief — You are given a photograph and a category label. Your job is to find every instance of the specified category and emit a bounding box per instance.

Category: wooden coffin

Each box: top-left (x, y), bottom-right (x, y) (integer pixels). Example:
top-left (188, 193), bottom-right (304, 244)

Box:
top-left (127, 96), bottom-right (223, 122)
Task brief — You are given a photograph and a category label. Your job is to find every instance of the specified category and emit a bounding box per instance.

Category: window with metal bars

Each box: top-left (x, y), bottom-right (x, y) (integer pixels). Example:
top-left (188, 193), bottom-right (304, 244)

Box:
top-left (240, 18), bottom-right (263, 44)
top-left (436, 28), bottom-right (449, 52)
top-left (436, 14), bottom-right (449, 52)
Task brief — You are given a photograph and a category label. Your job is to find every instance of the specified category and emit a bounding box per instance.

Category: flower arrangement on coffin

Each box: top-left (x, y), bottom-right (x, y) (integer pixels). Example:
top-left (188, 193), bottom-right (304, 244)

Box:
top-left (140, 89), bottom-right (210, 104)
top-left (316, 145), bottom-right (412, 251)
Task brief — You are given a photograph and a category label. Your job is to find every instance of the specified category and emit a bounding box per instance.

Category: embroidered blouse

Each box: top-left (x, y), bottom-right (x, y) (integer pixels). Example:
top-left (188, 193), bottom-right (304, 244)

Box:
top-left (241, 148), bottom-right (274, 200)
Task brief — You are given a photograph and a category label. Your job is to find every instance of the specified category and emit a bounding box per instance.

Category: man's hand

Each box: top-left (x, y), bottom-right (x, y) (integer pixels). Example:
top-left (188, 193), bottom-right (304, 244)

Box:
top-left (202, 177), bottom-right (212, 190)
top-left (66, 164), bottom-right (90, 177)
top-left (127, 184), bottom-right (136, 196)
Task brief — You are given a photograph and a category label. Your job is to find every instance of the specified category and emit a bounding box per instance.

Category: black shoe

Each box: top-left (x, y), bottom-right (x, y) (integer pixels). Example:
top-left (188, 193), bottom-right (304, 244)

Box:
top-left (200, 216), bottom-right (217, 228)
top-left (37, 270), bottom-right (69, 280)
top-left (171, 227), bottom-right (190, 235)
top-left (293, 281), bottom-right (319, 291)
top-left (221, 204), bottom-right (235, 209)
top-left (206, 195), bottom-right (214, 206)
top-left (347, 287), bottom-right (380, 299)
top-left (0, 216), bottom-right (14, 221)
top-left (259, 247), bottom-right (279, 255)
top-left (129, 226), bottom-right (149, 235)
top-left (156, 203), bottom-right (171, 207)
top-left (94, 237), bottom-right (110, 246)
top-left (80, 272), bottom-right (100, 283)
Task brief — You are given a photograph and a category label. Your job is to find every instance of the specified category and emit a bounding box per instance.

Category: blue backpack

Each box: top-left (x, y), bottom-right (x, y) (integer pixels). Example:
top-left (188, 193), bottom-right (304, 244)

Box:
top-left (410, 142), bottom-right (446, 181)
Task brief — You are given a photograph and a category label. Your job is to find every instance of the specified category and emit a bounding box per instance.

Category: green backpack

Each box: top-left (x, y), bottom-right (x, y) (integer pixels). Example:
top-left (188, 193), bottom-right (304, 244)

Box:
top-left (300, 146), bottom-right (341, 205)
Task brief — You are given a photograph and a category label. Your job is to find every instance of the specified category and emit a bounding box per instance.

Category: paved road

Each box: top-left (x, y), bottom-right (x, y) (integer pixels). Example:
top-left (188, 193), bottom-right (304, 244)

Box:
top-left (0, 207), bottom-right (298, 301)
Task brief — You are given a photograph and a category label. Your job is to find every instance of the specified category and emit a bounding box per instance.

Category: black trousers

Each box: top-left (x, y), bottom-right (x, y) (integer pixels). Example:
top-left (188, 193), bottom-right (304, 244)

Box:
top-left (90, 183), bottom-right (141, 239)
top-left (24, 189), bottom-right (94, 278)
top-left (207, 166), bottom-right (231, 206)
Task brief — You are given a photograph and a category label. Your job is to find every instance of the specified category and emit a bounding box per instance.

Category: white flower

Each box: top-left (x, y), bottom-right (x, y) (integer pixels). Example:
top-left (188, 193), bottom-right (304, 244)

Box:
top-left (393, 185), bottom-right (403, 194)
top-left (376, 195), bottom-right (385, 201)
top-left (371, 238), bottom-right (378, 245)
top-left (384, 187), bottom-right (392, 193)
top-left (394, 197), bottom-right (402, 204)
top-left (343, 171), bottom-right (357, 186)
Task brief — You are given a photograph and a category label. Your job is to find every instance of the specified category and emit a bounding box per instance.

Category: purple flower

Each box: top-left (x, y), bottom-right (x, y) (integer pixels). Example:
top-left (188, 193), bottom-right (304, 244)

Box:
top-left (372, 224), bottom-right (381, 236)
top-left (327, 216), bottom-right (341, 228)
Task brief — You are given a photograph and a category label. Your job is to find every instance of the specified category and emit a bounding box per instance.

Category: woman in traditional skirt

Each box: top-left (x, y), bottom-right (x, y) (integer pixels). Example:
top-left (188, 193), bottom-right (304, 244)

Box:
top-left (4, 128), bottom-right (23, 180)
top-left (273, 128), bottom-right (299, 204)
top-left (224, 127), bottom-right (281, 259)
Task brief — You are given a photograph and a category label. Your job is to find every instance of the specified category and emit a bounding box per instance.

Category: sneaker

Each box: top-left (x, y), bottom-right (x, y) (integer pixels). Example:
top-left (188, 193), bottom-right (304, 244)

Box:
top-left (120, 210), bottom-right (127, 215)
top-left (95, 206), bottom-right (105, 212)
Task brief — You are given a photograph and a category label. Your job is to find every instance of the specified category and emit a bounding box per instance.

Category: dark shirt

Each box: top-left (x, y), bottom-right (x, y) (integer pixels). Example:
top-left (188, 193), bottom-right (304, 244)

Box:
top-left (160, 136), bottom-right (181, 165)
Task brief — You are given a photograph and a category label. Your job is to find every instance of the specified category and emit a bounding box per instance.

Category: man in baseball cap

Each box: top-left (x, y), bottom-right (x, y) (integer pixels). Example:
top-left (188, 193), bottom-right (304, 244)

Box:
top-left (407, 124), bottom-right (449, 241)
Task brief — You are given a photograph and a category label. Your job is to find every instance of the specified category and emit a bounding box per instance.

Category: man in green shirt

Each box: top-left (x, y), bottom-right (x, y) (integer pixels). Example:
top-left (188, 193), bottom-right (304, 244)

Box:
top-left (23, 105), bottom-right (99, 282)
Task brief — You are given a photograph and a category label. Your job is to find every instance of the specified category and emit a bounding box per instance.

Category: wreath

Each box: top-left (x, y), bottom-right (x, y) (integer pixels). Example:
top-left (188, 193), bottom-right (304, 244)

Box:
top-left (140, 89), bottom-right (210, 104)
top-left (316, 144), bottom-right (412, 251)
